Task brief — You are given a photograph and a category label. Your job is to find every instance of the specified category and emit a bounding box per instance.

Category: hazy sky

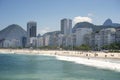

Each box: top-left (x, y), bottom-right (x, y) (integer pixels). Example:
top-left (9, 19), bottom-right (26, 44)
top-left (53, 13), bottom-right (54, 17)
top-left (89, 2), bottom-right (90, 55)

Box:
top-left (0, 0), bottom-right (120, 34)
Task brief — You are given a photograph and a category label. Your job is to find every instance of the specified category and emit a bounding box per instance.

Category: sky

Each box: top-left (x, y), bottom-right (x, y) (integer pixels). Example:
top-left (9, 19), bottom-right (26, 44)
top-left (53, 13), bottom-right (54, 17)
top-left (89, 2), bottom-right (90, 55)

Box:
top-left (0, 0), bottom-right (120, 35)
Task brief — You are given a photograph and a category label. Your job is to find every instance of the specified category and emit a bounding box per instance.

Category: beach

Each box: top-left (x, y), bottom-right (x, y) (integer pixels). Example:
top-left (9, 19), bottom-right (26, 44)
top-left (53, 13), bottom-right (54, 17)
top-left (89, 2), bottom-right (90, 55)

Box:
top-left (0, 49), bottom-right (120, 72)
top-left (0, 49), bottom-right (120, 59)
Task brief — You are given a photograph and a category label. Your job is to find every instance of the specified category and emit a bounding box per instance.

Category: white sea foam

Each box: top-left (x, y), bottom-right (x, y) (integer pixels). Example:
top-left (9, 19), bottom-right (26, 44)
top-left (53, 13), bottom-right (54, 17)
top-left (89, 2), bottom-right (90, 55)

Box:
top-left (56, 55), bottom-right (120, 72)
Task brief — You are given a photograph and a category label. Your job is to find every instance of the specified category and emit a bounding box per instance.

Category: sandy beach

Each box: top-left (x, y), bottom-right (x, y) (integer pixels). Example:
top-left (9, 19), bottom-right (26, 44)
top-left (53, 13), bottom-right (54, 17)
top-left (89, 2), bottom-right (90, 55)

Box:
top-left (0, 49), bottom-right (120, 59)
top-left (0, 49), bottom-right (120, 72)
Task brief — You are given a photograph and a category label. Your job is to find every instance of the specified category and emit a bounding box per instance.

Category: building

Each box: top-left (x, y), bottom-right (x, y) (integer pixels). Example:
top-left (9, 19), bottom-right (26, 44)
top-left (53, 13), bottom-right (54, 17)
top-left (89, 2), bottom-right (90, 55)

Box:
top-left (21, 37), bottom-right (27, 48)
top-left (100, 28), bottom-right (116, 46)
top-left (115, 27), bottom-right (120, 43)
top-left (29, 37), bottom-right (37, 47)
top-left (27, 21), bottom-right (37, 37)
top-left (84, 33), bottom-right (93, 46)
top-left (42, 31), bottom-right (61, 47)
top-left (49, 33), bottom-right (59, 46)
top-left (0, 24), bottom-right (27, 48)
top-left (65, 35), bottom-right (73, 46)
top-left (60, 18), bottom-right (72, 46)
top-left (43, 34), bottom-right (50, 46)
top-left (75, 28), bottom-right (93, 46)
top-left (93, 28), bottom-right (116, 50)
top-left (72, 33), bottom-right (76, 47)
top-left (1, 39), bottom-right (21, 48)
top-left (94, 32), bottom-right (101, 50)
top-left (1, 39), bottom-right (11, 48)
top-left (58, 34), bottom-right (64, 47)
top-left (27, 21), bottom-right (37, 47)
top-left (61, 18), bottom-right (72, 36)
top-left (36, 36), bottom-right (44, 47)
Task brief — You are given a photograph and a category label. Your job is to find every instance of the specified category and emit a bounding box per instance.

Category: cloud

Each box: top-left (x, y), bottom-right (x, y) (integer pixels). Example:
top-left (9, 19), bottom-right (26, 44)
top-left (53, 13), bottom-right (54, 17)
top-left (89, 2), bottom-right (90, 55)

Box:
top-left (37, 27), bottom-right (53, 35)
top-left (73, 16), bottom-right (92, 24)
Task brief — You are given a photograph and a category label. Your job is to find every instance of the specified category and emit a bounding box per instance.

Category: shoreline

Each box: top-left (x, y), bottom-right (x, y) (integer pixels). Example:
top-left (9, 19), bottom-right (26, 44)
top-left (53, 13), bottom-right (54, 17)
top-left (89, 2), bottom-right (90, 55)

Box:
top-left (0, 49), bottom-right (120, 72)
top-left (56, 55), bottom-right (120, 72)
top-left (0, 49), bottom-right (120, 59)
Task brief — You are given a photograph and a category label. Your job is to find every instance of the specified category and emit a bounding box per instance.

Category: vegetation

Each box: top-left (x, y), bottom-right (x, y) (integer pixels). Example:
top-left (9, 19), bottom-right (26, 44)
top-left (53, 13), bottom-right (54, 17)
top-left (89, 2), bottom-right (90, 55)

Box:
top-left (57, 44), bottom-right (91, 51)
top-left (102, 42), bottom-right (120, 50)
top-left (73, 44), bottom-right (91, 51)
top-left (102, 42), bottom-right (120, 52)
top-left (38, 46), bottom-right (58, 50)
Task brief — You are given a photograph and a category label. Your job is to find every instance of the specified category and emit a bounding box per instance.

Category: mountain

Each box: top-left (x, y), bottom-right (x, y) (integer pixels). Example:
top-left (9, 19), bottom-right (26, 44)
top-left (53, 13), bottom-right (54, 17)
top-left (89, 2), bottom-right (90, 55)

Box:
top-left (103, 18), bottom-right (113, 26)
top-left (73, 22), bottom-right (118, 32)
top-left (0, 24), bottom-right (27, 40)
top-left (112, 23), bottom-right (120, 27)
top-left (72, 22), bottom-right (94, 32)
top-left (103, 18), bottom-right (120, 27)
top-left (43, 31), bottom-right (61, 36)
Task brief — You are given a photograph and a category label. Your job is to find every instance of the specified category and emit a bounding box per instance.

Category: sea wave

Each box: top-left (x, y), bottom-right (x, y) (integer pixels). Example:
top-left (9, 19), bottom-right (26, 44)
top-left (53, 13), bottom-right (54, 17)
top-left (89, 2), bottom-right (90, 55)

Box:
top-left (55, 55), bottom-right (120, 72)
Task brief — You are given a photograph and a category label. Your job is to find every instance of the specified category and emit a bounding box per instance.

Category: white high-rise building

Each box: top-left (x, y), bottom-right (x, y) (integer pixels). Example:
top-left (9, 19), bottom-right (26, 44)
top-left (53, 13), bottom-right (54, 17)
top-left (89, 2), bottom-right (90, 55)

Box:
top-left (61, 18), bottom-right (72, 46)
top-left (37, 36), bottom-right (43, 47)
top-left (75, 28), bottom-right (93, 46)
top-left (94, 33), bottom-right (101, 50)
top-left (100, 28), bottom-right (116, 45)
top-left (2, 39), bottom-right (21, 48)
top-left (44, 34), bottom-right (50, 46)
top-left (61, 18), bottom-right (72, 36)
top-left (93, 28), bottom-right (116, 50)
top-left (58, 34), bottom-right (64, 47)
top-left (29, 37), bottom-right (37, 47)
top-left (115, 27), bottom-right (120, 42)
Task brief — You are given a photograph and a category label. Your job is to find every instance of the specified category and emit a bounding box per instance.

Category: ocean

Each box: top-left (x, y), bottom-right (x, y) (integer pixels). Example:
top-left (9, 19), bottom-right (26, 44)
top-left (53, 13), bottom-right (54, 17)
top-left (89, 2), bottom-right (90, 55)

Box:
top-left (0, 53), bottom-right (120, 80)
